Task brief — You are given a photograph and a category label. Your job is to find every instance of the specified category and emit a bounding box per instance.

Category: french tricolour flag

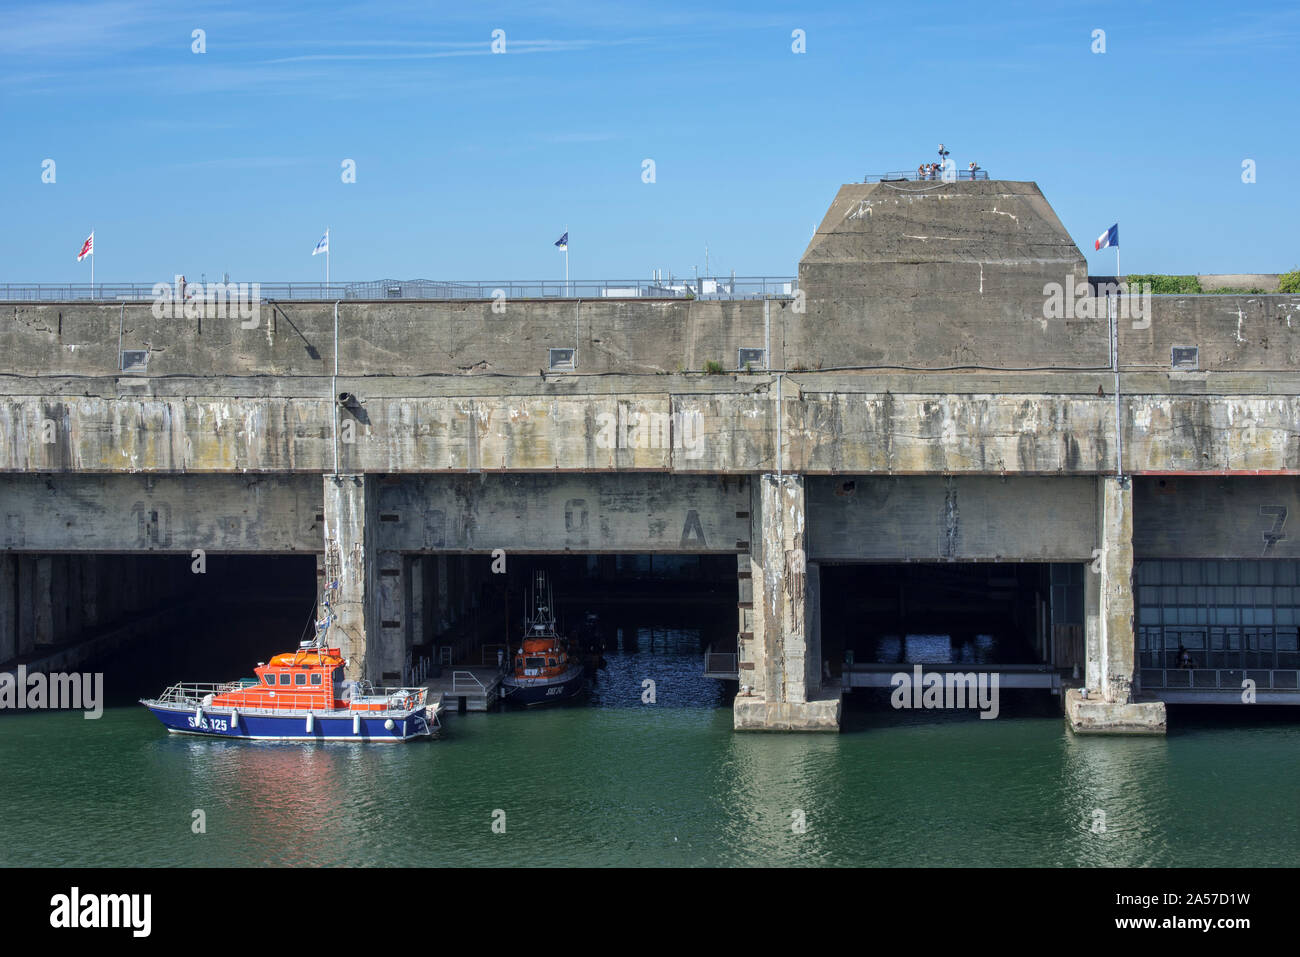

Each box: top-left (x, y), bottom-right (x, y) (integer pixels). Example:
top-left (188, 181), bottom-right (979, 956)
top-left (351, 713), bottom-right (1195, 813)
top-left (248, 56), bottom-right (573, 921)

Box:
top-left (1094, 223), bottom-right (1118, 251)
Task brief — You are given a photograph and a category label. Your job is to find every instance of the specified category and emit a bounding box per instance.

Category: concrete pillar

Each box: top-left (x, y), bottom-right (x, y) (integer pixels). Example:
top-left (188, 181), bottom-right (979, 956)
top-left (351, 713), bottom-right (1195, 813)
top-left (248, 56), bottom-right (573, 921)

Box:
top-left (67, 553), bottom-right (86, 634)
top-left (1068, 477), bottom-right (1165, 734)
top-left (377, 550), bottom-right (405, 683)
top-left (408, 556), bottom-right (425, 649)
top-left (0, 556), bottom-right (16, 664)
top-left (103, 558), bottom-right (123, 625)
top-left (807, 560), bottom-right (822, 695)
top-left (435, 555), bottom-right (450, 631)
top-left (34, 556), bottom-right (54, 646)
top-left (81, 556), bottom-right (99, 631)
top-left (323, 474), bottom-right (381, 683)
top-left (17, 557), bottom-right (36, 655)
top-left (733, 474), bottom-right (840, 731)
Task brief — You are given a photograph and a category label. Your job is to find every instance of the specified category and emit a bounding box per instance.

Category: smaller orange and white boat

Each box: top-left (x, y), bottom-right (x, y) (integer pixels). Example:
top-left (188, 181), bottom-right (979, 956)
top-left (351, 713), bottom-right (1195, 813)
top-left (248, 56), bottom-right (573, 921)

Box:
top-left (500, 572), bottom-right (587, 706)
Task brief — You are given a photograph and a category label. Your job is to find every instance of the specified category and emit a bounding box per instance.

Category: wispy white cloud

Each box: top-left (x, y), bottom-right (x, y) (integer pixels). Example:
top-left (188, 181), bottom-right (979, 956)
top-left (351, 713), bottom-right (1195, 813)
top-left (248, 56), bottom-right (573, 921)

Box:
top-left (168, 156), bottom-right (309, 170)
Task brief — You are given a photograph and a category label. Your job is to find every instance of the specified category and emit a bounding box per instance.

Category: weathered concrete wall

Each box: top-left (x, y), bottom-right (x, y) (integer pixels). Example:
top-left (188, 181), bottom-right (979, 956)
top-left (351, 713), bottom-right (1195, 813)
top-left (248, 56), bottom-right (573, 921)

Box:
top-left (1134, 476), bottom-right (1300, 559)
top-left (3, 291), bottom-right (1296, 381)
top-left (4, 384), bottom-right (1297, 475)
top-left (1123, 296), bottom-right (1300, 371)
top-left (370, 473), bottom-right (750, 553)
top-left (0, 474), bottom-right (318, 552)
top-left (0, 298), bottom-right (772, 378)
top-left (795, 180), bottom-right (1090, 369)
top-left (807, 476), bottom-right (1098, 561)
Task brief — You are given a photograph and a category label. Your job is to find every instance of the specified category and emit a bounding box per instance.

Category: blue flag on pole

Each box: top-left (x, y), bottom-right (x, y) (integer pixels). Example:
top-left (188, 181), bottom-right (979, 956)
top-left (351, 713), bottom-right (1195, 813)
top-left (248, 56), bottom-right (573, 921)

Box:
top-left (554, 232), bottom-right (568, 251)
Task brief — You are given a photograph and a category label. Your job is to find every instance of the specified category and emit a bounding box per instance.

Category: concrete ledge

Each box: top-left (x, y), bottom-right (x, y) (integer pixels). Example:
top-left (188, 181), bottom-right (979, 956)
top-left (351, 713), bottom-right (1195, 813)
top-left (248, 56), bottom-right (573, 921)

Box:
top-left (1065, 689), bottom-right (1166, 735)
top-left (733, 694), bottom-right (841, 731)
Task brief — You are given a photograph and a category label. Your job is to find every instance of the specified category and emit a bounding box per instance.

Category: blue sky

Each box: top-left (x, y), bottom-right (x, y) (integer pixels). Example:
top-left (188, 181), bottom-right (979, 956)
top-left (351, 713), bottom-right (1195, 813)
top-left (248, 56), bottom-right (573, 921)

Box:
top-left (3, 0), bottom-right (1297, 283)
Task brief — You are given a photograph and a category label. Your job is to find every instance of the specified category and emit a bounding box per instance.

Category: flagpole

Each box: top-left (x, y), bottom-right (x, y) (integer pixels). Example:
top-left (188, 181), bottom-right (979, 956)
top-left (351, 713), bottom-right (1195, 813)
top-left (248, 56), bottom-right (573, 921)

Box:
top-left (326, 227), bottom-right (330, 289)
top-left (90, 231), bottom-right (94, 293)
top-left (565, 224), bottom-right (569, 297)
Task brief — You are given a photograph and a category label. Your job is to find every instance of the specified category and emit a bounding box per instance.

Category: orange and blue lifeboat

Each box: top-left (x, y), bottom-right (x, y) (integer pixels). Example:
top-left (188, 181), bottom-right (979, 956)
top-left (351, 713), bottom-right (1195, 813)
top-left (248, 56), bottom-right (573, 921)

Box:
top-left (140, 644), bottom-right (441, 742)
top-left (501, 636), bottom-right (587, 706)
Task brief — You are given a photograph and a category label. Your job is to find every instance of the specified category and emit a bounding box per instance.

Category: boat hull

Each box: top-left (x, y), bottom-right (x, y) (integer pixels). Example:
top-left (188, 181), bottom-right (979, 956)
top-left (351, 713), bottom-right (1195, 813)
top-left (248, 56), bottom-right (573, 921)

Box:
top-left (141, 702), bottom-right (437, 742)
top-left (500, 665), bottom-right (587, 706)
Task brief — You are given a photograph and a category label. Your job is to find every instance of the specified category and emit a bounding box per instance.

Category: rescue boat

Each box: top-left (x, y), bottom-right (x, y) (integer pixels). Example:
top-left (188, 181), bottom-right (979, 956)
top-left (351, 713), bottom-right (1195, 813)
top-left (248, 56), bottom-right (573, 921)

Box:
top-left (140, 581), bottom-right (441, 742)
top-left (500, 572), bottom-right (587, 706)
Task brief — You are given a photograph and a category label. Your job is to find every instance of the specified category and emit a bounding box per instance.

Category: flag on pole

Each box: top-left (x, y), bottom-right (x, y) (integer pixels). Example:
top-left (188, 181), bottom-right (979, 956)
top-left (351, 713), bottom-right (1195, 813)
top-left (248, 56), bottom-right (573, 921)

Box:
top-left (554, 231), bottom-right (568, 251)
top-left (1094, 224), bottom-right (1119, 251)
top-left (312, 230), bottom-right (329, 256)
top-left (77, 232), bottom-right (94, 261)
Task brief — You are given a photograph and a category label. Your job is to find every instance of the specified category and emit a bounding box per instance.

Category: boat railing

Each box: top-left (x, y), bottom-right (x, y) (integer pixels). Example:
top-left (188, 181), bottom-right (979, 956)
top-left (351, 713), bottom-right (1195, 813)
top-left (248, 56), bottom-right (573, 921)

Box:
top-left (151, 682), bottom-right (430, 714)
top-left (451, 671), bottom-right (486, 694)
top-left (153, 681), bottom-right (246, 705)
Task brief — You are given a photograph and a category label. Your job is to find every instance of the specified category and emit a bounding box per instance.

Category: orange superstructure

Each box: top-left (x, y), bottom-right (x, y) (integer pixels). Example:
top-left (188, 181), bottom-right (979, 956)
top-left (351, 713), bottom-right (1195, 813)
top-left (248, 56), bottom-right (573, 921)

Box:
top-left (204, 646), bottom-right (421, 714)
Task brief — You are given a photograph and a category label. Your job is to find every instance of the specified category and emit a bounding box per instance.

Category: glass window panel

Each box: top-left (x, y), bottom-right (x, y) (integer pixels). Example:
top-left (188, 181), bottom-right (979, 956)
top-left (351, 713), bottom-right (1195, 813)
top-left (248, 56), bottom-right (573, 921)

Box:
top-left (1139, 606), bottom-right (1161, 624)
top-left (1163, 586), bottom-right (1179, 603)
top-left (1255, 587), bottom-right (1272, 606)
top-left (1219, 561), bottom-right (1238, 585)
top-left (1277, 562), bottom-right (1297, 586)
top-left (1259, 562), bottom-right (1275, 585)
top-left (1240, 563), bottom-right (1259, 585)
top-left (1242, 607), bottom-right (1256, 625)
top-left (1277, 607), bottom-right (1295, 626)
top-left (1181, 561), bottom-right (1200, 584)
top-left (1255, 607), bottom-right (1273, 625)
top-left (1213, 606), bottom-right (1238, 625)
top-left (1217, 586), bottom-right (1235, 605)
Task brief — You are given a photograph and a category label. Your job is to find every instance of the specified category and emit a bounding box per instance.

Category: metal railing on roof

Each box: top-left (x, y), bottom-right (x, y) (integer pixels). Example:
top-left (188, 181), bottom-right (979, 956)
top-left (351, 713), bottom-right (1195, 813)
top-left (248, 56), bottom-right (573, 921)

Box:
top-left (0, 276), bottom-right (798, 302)
top-left (864, 170), bottom-right (989, 182)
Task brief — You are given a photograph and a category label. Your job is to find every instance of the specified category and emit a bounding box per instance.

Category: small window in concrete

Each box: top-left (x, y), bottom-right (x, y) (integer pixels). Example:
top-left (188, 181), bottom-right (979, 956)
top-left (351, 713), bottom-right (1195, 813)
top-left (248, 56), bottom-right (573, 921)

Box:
top-left (738, 347), bottom-right (767, 371)
top-left (120, 350), bottom-right (148, 372)
top-left (548, 348), bottom-right (575, 371)
top-left (1171, 346), bottom-right (1199, 370)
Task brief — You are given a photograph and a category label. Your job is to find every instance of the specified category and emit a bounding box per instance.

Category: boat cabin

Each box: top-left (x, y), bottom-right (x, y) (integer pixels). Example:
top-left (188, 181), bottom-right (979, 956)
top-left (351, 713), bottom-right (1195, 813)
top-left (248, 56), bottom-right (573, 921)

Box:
top-left (212, 647), bottom-right (346, 711)
top-left (513, 638), bottom-right (571, 679)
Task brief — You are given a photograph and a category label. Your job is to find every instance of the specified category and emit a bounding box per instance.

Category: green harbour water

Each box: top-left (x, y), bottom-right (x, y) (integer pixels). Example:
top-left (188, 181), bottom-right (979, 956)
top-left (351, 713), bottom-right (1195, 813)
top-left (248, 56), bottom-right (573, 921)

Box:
top-left (1, 645), bottom-right (1297, 868)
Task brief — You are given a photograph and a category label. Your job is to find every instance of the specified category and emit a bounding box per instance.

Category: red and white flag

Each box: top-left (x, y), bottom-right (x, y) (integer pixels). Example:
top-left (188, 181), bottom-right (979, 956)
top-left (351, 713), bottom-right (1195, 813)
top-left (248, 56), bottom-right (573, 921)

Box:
top-left (77, 232), bottom-right (94, 261)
